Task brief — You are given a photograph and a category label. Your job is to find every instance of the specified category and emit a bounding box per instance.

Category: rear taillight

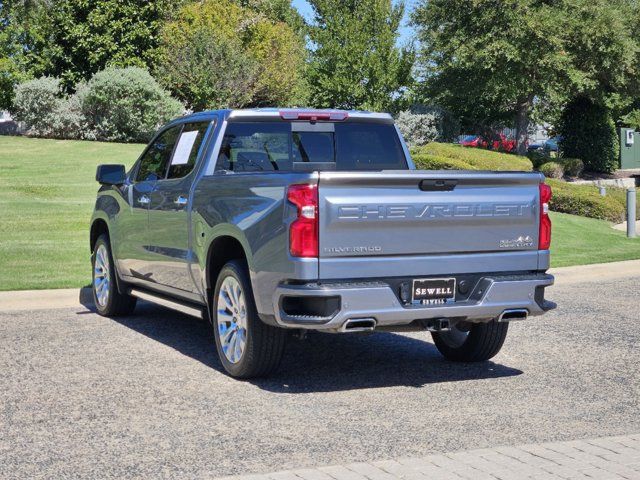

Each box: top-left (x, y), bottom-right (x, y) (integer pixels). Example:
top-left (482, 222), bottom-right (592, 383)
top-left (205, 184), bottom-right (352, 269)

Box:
top-left (539, 183), bottom-right (552, 250)
top-left (287, 184), bottom-right (318, 257)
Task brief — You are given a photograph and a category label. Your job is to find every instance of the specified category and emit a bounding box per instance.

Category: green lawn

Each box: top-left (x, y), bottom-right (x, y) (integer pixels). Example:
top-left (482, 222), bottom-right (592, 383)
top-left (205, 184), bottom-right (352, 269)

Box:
top-left (0, 136), bottom-right (639, 291)
top-left (549, 211), bottom-right (640, 267)
top-left (0, 136), bottom-right (143, 290)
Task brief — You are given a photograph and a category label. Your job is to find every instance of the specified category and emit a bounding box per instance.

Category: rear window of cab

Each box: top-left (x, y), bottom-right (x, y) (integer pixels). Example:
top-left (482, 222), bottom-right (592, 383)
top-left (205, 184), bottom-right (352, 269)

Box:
top-left (215, 121), bottom-right (407, 172)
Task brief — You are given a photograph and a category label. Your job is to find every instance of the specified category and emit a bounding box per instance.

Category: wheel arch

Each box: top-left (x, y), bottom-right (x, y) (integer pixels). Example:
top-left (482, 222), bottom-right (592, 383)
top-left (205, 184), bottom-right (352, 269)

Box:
top-left (205, 234), bottom-right (251, 292)
top-left (90, 216), bottom-right (128, 295)
top-left (90, 217), bottom-right (110, 252)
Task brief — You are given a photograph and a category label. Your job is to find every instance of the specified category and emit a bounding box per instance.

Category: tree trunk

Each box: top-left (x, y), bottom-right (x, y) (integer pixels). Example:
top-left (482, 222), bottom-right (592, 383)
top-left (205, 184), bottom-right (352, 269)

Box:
top-left (515, 96), bottom-right (532, 156)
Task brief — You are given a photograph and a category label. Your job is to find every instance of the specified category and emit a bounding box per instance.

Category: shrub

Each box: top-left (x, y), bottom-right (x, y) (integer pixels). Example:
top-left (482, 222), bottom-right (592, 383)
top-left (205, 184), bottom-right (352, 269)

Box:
top-left (11, 68), bottom-right (182, 142)
top-left (395, 111), bottom-right (440, 147)
top-left (83, 66), bottom-right (183, 142)
top-left (559, 96), bottom-right (618, 173)
top-left (539, 161), bottom-right (564, 179)
top-left (45, 82), bottom-right (92, 140)
top-left (412, 152), bottom-right (473, 170)
top-left (12, 77), bottom-right (61, 137)
top-left (546, 179), bottom-right (630, 223)
top-left (412, 143), bottom-right (533, 171)
top-left (396, 106), bottom-right (460, 146)
top-left (527, 150), bottom-right (549, 169)
top-left (558, 158), bottom-right (584, 178)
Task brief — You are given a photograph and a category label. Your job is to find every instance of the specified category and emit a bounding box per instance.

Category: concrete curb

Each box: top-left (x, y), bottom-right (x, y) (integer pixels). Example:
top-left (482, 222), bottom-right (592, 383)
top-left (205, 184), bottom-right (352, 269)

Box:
top-left (549, 258), bottom-right (640, 285)
top-left (0, 287), bottom-right (93, 313)
top-left (1, 259), bottom-right (638, 313)
top-left (613, 219), bottom-right (640, 232)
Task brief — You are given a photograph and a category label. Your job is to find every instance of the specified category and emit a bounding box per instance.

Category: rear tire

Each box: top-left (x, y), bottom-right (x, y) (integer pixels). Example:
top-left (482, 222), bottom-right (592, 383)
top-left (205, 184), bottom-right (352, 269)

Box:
top-left (212, 260), bottom-right (286, 378)
top-left (92, 234), bottom-right (137, 316)
top-left (432, 320), bottom-right (508, 362)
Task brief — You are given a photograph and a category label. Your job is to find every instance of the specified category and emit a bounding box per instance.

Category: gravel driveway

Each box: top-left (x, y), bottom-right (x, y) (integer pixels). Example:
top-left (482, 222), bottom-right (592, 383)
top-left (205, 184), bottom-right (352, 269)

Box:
top-left (1, 275), bottom-right (638, 479)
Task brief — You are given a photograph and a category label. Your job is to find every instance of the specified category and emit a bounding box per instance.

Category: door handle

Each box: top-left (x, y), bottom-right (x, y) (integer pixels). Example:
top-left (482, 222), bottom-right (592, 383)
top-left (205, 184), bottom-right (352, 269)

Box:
top-left (137, 195), bottom-right (150, 205)
top-left (419, 179), bottom-right (458, 191)
top-left (174, 195), bottom-right (188, 207)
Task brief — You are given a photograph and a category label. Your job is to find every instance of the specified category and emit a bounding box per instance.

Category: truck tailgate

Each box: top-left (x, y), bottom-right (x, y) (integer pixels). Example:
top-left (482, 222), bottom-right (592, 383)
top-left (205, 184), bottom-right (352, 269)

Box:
top-left (318, 170), bottom-right (545, 279)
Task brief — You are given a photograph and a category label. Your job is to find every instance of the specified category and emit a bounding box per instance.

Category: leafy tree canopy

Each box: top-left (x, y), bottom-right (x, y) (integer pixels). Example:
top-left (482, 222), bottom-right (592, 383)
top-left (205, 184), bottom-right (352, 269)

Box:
top-left (239, 0), bottom-right (306, 32)
top-left (559, 96), bottom-right (619, 173)
top-left (0, 0), bottom-right (50, 109)
top-left (411, 0), bottom-right (638, 154)
top-left (306, 0), bottom-right (414, 112)
top-left (155, 0), bottom-right (307, 110)
top-left (0, 0), bottom-right (179, 107)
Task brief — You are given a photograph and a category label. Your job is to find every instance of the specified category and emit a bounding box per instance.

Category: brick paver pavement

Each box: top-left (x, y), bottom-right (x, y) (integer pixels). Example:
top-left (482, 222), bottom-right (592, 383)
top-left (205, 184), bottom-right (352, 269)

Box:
top-left (216, 434), bottom-right (640, 480)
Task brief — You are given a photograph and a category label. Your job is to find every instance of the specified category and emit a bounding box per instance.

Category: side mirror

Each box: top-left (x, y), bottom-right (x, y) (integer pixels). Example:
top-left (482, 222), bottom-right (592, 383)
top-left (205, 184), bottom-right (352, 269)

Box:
top-left (96, 164), bottom-right (126, 186)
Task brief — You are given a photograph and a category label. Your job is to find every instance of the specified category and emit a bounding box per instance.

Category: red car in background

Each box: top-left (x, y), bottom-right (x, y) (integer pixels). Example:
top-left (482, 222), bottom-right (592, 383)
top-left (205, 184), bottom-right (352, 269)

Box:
top-left (460, 133), bottom-right (517, 152)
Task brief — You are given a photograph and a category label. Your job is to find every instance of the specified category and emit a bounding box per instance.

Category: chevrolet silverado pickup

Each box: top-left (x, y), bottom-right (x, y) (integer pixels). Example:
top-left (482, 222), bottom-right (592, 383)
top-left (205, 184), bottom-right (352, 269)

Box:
top-left (90, 108), bottom-right (555, 378)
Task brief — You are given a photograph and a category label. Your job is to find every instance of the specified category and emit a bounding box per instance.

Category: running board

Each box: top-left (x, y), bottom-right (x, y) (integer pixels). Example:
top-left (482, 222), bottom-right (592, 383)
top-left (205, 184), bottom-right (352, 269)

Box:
top-left (129, 288), bottom-right (204, 319)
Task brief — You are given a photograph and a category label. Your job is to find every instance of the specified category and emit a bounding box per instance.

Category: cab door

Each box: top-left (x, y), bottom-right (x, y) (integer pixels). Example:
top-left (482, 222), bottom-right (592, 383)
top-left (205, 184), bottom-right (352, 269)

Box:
top-left (116, 125), bottom-right (181, 285)
top-left (146, 121), bottom-right (212, 295)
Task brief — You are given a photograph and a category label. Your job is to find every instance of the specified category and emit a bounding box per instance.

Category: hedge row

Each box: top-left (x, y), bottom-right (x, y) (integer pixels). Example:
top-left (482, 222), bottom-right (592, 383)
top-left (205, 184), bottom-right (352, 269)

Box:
top-left (12, 68), bottom-right (183, 143)
top-left (528, 152), bottom-right (585, 179)
top-left (546, 179), bottom-right (639, 223)
top-left (412, 143), bottom-right (533, 171)
top-left (410, 143), bottom-right (636, 223)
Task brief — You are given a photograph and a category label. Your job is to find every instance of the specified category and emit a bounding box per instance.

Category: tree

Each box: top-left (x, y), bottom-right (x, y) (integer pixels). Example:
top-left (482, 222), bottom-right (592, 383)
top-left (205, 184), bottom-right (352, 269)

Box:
top-left (0, 0), bottom-right (48, 109)
top-left (156, 31), bottom-right (259, 110)
top-left (306, 0), bottom-right (414, 112)
top-left (155, 0), bottom-right (306, 110)
top-left (559, 96), bottom-right (618, 173)
top-left (411, 0), bottom-right (637, 155)
top-left (239, 0), bottom-right (306, 33)
top-left (19, 0), bottom-right (177, 90)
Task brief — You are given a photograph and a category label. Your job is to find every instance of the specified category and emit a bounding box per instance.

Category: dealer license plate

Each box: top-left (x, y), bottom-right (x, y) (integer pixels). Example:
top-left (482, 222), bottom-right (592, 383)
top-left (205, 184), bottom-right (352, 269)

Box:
top-left (412, 278), bottom-right (456, 305)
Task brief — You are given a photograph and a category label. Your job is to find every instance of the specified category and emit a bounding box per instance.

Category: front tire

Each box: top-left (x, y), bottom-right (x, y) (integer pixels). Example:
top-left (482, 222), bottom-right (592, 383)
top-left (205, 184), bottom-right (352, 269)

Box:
top-left (432, 320), bottom-right (508, 362)
top-left (212, 260), bottom-right (286, 378)
top-left (92, 234), bottom-right (137, 316)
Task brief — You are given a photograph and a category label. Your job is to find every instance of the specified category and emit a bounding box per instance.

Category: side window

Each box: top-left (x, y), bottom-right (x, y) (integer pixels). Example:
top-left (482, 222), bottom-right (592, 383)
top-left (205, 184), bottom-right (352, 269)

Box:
top-left (135, 126), bottom-right (181, 182)
top-left (216, 122), bottom-right (291, 172)
top-left (166, 122), bottom-right (210, 179)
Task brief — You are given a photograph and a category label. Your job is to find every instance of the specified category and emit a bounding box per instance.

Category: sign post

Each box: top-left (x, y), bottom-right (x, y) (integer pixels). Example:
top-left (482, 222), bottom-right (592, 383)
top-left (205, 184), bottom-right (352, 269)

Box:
top-left (627, 188), bottom-right (637, 238)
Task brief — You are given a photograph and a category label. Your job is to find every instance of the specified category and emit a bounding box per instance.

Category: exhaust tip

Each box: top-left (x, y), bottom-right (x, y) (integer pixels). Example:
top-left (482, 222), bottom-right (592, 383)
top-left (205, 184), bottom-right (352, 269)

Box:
top-left (341, 318), bottom-right (376, 332)
top-left (498, 309), bottom-right (529, 322)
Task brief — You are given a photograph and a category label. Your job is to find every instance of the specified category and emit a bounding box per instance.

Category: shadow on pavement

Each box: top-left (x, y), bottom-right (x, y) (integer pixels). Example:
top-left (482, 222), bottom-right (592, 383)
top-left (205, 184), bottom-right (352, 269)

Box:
top-left (95, 302), bottom-right (523, 393)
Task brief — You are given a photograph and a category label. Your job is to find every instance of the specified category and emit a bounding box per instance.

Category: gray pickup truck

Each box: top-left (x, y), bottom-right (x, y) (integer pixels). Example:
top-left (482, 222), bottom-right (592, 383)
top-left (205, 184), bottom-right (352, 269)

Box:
top-left (90, 108), bottom-right (555, 378)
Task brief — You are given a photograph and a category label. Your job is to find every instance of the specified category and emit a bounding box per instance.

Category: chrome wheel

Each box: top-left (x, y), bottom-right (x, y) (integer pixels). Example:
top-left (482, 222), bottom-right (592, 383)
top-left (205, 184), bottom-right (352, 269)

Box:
top-left (217, 276), bottom-right (247, 364)
top-left (93, 244), bottom-right (110, 307)
top-left (437, 324), bottom-right (470, 349)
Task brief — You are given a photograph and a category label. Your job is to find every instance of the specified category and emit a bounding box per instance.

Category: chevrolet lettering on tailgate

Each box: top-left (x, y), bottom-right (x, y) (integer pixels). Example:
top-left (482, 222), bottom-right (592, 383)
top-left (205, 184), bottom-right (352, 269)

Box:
top-left (336, 203), bottom-right (532, 220)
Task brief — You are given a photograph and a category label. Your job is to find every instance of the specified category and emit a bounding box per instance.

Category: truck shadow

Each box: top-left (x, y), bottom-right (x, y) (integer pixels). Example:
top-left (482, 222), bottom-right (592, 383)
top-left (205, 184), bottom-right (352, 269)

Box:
top-left (101, 303), bottom-right (523, 393)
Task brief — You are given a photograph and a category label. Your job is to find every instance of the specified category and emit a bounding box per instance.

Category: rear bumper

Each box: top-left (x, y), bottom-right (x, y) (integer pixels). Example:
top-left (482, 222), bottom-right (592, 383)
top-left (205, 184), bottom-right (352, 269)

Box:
top-left (273, 273), bottom-right (555, 331)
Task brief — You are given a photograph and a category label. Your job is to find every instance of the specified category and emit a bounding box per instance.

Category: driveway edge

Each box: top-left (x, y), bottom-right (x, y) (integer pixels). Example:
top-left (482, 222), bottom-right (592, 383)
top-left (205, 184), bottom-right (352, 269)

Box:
top-left (213, 434), bottom-right (640, 480)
